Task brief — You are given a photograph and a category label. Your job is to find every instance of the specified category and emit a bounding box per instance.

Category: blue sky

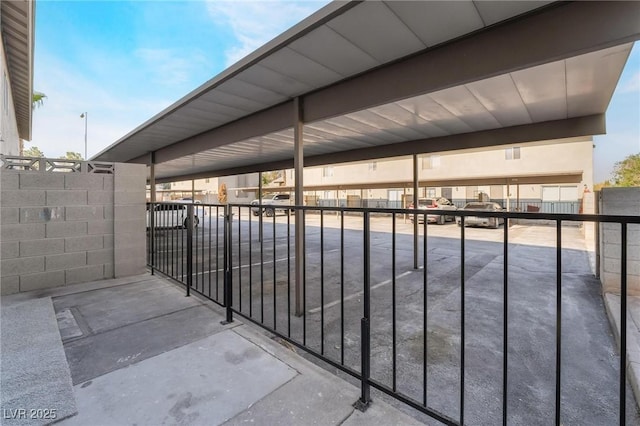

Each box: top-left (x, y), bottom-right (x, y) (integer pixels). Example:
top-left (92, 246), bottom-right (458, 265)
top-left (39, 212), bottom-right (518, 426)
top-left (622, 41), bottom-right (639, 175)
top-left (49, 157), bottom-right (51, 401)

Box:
top-left (30, 1), bottom-right (639, 183)
top-left (30, 0), bottom-right (328, 158)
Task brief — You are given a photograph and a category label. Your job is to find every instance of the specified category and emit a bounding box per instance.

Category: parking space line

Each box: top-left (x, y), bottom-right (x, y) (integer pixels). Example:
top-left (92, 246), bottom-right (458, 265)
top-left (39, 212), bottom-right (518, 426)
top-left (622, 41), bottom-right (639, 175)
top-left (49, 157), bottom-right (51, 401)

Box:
top-left (309, 270), bottom-right (413, 314)
top-left (176, 248), bottom-right (341, 279)
top-left (177, 257), bottom-right (288, 279)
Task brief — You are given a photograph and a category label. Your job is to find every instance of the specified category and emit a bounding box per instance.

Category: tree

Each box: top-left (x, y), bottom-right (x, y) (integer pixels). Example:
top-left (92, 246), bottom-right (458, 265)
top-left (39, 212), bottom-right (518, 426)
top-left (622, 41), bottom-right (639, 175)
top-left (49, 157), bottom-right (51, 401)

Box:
top-left (612, 153), bottom-right (640, 187)
top-left (218, 183), bottom-right (227, 203)
top-left (594, 181), bottom-right (611, 192)
top-left (62, 152), bottom-right (83, 160)
top-left (261, 171), bottom-right (282, 186)
top-left (23, 146), bottom-right (45, 158)
top-left (32, 91), bottom-right (47, 109)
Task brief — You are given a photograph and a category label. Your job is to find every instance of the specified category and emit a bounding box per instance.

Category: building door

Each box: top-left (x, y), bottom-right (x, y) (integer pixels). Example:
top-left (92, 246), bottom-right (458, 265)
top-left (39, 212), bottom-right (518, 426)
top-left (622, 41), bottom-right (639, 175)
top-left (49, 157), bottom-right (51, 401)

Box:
top-left (542, 185), bottom-right (579, 213)
top-left (490, 185), bottom-right (504, 201)
top-left (388, 190), bottom-right (403, 209)
top-left (542, 186), bottom-right (560, 201)
top-left (441, 187), bottom-right (452, 201)
top-left (466, 186), bottom-right (477, 202)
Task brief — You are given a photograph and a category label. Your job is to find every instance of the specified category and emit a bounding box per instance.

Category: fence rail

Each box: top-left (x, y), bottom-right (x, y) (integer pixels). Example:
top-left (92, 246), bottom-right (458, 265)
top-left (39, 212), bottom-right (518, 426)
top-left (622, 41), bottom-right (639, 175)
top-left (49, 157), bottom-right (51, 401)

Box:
top-left (0, 154), bottom-right (115, 173)
top-left (147, 202), bottom-right (639, 425)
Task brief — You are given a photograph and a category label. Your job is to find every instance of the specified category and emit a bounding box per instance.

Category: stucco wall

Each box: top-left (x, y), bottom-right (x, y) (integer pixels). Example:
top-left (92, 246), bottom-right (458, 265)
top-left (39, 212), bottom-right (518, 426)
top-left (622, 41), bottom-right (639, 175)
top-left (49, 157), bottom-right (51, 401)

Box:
top-left (0, 158), bottom-right (146, 294)
top-left (599, 187), bottom-right (640, 295)
top-left (301, 137), bottom-right (594, 191)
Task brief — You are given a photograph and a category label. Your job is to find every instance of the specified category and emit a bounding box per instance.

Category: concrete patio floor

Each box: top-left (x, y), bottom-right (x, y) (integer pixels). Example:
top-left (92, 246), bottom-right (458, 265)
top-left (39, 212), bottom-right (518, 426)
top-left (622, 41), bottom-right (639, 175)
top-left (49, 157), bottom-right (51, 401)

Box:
top-left (1, 274), bottom-right (422, 426)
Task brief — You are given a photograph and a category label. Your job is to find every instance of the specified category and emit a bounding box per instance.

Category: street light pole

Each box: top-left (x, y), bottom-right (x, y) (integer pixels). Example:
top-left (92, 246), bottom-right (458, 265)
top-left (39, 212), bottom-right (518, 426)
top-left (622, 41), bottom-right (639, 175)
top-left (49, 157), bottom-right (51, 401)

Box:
top-left (80, 112), bottom-right (88, 160)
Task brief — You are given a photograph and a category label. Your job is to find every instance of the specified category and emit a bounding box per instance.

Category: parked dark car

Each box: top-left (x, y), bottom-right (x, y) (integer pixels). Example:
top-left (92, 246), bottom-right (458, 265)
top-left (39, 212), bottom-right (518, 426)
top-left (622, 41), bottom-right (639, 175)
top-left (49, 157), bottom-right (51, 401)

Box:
top-left (456, 202), bottom-right (504, 228)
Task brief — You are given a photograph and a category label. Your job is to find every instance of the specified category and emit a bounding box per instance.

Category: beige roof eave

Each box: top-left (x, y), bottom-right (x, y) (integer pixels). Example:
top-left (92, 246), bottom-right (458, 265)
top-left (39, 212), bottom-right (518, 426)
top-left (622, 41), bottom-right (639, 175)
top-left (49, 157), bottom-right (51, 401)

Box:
top-left (1, 0), bottom-right (34, 141)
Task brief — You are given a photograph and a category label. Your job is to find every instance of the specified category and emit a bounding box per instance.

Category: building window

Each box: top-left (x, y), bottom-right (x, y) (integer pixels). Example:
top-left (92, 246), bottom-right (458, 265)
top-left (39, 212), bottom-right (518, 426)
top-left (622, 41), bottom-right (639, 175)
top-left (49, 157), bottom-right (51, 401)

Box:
top-left (368, 162), bottom-right (377, 172)
top-left (505, 147), bottom-right (521, 160)
top-left (205, 178), bottom-right (210, 183)
top-left (322, 166), bottom-right (333, 177)
top-left (426, 187), bottom-right (436, 198)
top-left (421, 155), bottom-right (440, 169)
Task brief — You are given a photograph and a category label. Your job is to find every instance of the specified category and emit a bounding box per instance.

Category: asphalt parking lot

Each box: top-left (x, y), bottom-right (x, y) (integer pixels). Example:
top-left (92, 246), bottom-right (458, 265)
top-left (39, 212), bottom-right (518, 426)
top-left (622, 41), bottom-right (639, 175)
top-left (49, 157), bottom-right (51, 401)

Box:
top-left (150, 209), bottom-right (639, 425)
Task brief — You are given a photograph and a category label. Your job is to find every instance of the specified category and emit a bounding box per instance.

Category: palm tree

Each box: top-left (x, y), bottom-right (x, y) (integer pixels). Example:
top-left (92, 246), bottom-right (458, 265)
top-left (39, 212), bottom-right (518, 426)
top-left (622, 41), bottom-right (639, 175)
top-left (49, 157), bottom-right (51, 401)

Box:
top-left (32, 91), bottom-right (47, 109)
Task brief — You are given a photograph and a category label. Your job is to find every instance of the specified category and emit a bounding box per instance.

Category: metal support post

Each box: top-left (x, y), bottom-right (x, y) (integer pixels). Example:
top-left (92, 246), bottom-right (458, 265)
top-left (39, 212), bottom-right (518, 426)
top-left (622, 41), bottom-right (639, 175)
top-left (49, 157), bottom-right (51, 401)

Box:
top-left (222, 204), bottom-right (234, 324)
top-left (186, 204), bottom-right (193, 297)
top-left (149, 152), bottom-right (156, 203)
top-left (149, 154), bottom-right (156, 275)
top-left (259, 172), bottom-right (263, 243)
top-left (413, 154), bottom-right (419, 269)
top-left (294, 97), bottom-right (305, 317)
top-left (355, 210), bottom-right (371, 411)
top-left (506, 181), bottom-right (510, 212)
top-left (149, 201), bottom-right (155, 274)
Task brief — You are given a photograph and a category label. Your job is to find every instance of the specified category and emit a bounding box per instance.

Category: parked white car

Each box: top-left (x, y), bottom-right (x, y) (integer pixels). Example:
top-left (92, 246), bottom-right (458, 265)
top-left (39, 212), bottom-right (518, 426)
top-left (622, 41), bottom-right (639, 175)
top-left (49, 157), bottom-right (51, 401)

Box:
top-left (456, 202), bottom-right (505, 229)
top-left (250, 194), bottom-right (293, 216)
top-left (146, 203), bottom-right (200, 229)
top-left (176, 197), bottom-right (201, 204)
top-left (409, 198), bottom-right (458, 225)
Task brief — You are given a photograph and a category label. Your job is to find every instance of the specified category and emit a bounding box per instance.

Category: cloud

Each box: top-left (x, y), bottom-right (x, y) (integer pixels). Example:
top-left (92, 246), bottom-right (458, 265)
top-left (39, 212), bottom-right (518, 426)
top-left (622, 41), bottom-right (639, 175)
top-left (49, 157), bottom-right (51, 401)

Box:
top-left (205, 0), bottom-right (328, 67)
top-left (619, 71), bottom-right (640, 94)
top-left (30, 53), bottom-right (174, 159)
top-left (135, 48), bottom-right (209, 86)
top-left (29, 1), bottom-right (328, 160)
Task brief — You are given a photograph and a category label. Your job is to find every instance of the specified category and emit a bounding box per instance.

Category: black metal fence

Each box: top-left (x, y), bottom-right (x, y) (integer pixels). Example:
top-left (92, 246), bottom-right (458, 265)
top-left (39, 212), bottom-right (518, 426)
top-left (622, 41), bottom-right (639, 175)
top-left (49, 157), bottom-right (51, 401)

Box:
top-left (146, 203), bottom-right (227, 306)
top-left (147, 202), bottom-right (639, 425)
top-left (305, 197), bottom-right (579, 214)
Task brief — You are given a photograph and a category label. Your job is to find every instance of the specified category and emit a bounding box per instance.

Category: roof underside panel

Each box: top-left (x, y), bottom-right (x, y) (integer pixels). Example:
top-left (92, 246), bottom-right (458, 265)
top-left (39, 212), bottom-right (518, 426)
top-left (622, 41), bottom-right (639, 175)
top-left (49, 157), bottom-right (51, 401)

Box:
top-left (154, 42), bottom-right (633, 181)
top-left (1, 0), bottom-right (32, 141)
top-left (92, 1), bottom-right (640, 182)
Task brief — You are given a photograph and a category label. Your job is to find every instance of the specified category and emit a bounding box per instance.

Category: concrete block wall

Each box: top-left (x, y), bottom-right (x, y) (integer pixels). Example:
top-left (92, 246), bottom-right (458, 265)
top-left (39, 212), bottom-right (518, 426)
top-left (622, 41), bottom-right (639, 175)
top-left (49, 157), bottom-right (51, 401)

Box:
top-left (0, 160), bottom-right (146, 295)
top-left (599, 188), bottom-right (640, 295)
top-left (113, 163), bottom-right (147, 278)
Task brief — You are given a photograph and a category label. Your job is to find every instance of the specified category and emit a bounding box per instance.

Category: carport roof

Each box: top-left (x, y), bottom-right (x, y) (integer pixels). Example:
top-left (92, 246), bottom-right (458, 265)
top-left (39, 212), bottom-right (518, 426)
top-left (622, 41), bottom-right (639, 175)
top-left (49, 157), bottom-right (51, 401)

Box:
top-left (92, 1), bottom-right (640, 181)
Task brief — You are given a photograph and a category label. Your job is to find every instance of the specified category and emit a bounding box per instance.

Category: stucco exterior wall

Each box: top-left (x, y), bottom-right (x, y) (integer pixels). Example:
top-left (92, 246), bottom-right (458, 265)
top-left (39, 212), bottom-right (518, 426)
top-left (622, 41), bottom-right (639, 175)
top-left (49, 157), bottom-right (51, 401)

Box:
top-left (218, 173), bottom-right (258, 203)
top-left (0, 40), bottom-right (21, 156)
top-left (0, 159), bottom-right (146, 295)
top-left (301, 137), bottom-right (593, 191)
top-left (149, 137), bottom-right (593, 209)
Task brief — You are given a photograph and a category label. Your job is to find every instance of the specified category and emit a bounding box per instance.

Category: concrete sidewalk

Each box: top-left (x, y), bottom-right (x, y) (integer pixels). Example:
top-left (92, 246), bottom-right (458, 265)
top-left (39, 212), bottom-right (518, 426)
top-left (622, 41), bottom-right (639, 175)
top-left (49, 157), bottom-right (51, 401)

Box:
top-left (0, 274), bottom-right (423, 426)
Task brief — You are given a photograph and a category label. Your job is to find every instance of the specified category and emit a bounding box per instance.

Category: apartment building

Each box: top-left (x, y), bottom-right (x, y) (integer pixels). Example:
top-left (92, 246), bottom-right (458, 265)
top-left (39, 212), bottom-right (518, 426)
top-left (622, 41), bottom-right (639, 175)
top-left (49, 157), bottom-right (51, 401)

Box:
top-left (156, 178), bottom-right (219, 202)
top-left (157, 136), bottom-right (593, 214)
top-left (289, 137), bottom-right (593, 213)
